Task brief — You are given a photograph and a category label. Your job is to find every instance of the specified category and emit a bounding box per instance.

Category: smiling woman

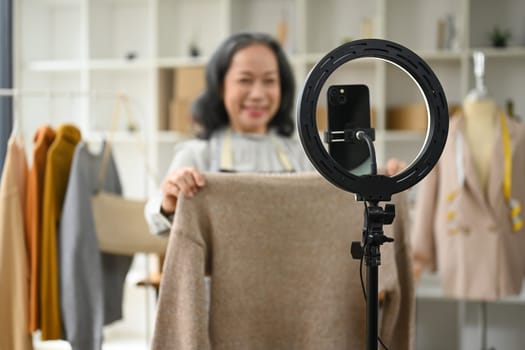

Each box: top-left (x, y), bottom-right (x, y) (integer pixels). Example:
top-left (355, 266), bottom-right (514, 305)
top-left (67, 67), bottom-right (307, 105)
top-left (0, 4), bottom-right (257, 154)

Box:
top-left (144, 33), bottom-right (406, 236)
top-left (222, 44), bottom-right (281, 135)
top-left (144, 32), bottom-right (315, 236)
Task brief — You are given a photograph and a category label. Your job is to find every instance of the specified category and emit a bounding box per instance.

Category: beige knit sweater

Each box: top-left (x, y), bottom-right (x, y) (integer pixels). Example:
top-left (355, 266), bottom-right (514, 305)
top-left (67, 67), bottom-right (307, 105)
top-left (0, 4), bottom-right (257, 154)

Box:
top-left (0, 136), bottom-right (33, 350)
top-left (153, 173), bottom-right (413, 350)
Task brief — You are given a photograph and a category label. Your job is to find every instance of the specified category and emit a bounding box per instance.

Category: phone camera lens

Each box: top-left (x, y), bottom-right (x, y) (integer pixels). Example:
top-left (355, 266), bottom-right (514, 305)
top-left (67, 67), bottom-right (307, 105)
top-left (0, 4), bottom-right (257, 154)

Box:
top-left (337, 95), bottom-right (347, 105)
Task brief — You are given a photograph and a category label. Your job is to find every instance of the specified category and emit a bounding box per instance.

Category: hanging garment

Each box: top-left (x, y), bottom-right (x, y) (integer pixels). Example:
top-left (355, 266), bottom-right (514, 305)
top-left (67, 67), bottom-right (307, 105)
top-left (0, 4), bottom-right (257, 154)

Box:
top-left (25, 125), bottom-right (56, 332)
top-left (59, 141), bottom-right (132, 350)
top-left (412, 114), bottom-right (525, 300)
top-left (152, 173), bottom-right (414, 350)
top-left (93, 94), bottom-right (167, 253)
top-left (40, 124), bottom-right (81, 340)
top-left (92, 134), bottom-right (167, 255)
top-left (0, 135), bottom-right (33, 350)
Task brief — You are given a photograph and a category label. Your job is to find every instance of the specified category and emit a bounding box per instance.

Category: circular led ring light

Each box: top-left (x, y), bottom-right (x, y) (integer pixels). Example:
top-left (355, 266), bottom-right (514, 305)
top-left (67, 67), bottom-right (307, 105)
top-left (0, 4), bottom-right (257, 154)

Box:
top-left (298, 39), bottom-right (449, 201)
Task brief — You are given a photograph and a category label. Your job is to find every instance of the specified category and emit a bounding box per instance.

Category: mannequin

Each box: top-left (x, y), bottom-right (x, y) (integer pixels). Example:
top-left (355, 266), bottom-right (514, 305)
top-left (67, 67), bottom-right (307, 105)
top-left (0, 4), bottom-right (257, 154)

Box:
top-left (411, 50), bottom-right (525, 300)
top-left (462, 96), bottom-right (497, 193)
top-left (461, 96), bottom-right (499, 350)
top-left (462, 50), bottom-right (500, 194)
top-left (412, 52), bottom-right (525, 349)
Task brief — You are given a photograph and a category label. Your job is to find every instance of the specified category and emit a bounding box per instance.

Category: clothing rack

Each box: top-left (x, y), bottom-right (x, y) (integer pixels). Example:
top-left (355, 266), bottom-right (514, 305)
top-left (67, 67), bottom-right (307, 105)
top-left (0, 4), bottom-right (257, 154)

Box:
top-left (0, 86), bottom-right (158, 344)
top-left (2, 87), bottom-right (160, 184)
top-left (0, 88), bottom-right (125, 99)
top-left (0, 88), bottom-right (133, 139)
top-left (1, 86), bottom-right (159, 180)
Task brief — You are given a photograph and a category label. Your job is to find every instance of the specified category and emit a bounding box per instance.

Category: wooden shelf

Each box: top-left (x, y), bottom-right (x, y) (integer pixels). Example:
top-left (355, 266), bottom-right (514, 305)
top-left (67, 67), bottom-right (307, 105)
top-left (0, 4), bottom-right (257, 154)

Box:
top-left (24, 60), bottom-right (84, 72)
top-left (469, 46), bottom-right (525, 58)
top-left (416, 273), bottom-right (525, 305)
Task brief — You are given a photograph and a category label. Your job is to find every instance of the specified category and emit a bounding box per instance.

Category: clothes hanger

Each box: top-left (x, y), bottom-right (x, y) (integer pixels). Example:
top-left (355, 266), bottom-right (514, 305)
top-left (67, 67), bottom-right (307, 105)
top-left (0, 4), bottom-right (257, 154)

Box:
top-left (7, 89), bottom-right (25, 142)
top-left (98, 94), bottom-right (160, 188)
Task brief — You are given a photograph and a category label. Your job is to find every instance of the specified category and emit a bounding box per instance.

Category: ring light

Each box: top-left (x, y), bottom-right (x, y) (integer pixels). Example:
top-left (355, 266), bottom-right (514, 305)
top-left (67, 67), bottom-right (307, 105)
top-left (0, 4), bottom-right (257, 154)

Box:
top-left (297, 39), bottom-right (449, 201)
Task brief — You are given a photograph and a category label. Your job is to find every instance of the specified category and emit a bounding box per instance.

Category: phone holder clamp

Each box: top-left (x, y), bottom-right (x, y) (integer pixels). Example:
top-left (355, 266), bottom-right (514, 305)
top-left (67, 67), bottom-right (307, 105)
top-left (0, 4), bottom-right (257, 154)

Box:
top-left (324, 128), bottom-right (376, 143)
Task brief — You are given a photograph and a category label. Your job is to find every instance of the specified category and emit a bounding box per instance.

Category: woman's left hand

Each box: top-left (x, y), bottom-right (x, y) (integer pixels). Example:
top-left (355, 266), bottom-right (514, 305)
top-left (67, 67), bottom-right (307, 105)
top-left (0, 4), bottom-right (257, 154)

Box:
top-left (385, 158), bottom-right (406, 176)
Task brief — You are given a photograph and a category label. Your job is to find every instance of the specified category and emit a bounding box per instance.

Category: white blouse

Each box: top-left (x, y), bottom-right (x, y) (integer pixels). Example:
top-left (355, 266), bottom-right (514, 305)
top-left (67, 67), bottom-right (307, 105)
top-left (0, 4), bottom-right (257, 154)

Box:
top-left (144, 128), bottom-right (315, 235)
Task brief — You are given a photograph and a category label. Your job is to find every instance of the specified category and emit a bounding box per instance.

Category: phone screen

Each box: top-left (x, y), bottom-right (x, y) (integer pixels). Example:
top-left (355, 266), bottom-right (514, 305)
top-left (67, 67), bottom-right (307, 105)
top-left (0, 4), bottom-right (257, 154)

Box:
top-left (327, 84), bottom-right (372, 174)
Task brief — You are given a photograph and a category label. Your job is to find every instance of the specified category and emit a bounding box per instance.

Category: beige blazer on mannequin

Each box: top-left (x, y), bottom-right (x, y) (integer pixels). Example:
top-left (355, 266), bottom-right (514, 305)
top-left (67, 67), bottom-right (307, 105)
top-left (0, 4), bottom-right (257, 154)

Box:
top-left (412, 113), bottom-right (525, 300)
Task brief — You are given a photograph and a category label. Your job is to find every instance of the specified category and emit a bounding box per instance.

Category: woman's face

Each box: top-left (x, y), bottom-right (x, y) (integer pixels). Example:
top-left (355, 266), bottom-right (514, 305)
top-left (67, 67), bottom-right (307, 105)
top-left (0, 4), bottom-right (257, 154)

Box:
top-left (222, 43), bottom-right (281, 134)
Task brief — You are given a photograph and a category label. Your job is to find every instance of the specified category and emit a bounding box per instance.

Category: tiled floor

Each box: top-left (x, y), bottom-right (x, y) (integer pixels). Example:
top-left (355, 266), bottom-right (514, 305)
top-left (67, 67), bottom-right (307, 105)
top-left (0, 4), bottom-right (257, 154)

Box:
top-left (34, 255), bottom-right (157, 350)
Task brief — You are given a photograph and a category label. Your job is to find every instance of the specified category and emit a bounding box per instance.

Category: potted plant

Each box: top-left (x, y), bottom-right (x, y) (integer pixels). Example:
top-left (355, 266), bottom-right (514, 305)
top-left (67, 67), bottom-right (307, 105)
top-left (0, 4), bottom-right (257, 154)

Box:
top-left (490, 26), bottom-right (511, 48)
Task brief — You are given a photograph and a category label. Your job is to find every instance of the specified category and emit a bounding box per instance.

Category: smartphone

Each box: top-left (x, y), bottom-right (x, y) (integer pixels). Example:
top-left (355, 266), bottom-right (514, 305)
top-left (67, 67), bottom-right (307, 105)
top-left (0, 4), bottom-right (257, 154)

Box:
top-left (326, 84), bottom-right (371, 173)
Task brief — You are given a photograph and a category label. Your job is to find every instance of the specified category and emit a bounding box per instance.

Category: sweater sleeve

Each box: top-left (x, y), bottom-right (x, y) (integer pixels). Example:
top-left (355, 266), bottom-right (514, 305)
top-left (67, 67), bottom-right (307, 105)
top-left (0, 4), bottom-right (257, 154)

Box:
top-left (152, 196), bottom-right (210, 350)
top-left (144, 140), bottom-right (208, 235)
top-left (144, 192), bottom-right (173, 235)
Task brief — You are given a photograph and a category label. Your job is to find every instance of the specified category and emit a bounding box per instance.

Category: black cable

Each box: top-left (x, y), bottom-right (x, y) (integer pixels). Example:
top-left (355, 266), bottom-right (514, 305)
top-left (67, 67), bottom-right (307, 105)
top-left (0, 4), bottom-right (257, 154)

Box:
top-left (378, 336), bottom-right (389, 349)
top-left (360, 201), bottom-right (389, 350)
top-left (355, 130), bottom-right (377, 175)
top-left (360, 201), bottom-right (368, 302)
top-left (359, 244), bottom-right (367, 301)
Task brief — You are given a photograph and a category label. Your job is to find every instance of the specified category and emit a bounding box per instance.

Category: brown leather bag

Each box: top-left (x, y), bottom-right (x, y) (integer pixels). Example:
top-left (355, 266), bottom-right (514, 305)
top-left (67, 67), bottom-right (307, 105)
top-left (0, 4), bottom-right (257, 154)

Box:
top-left (92, 95), bottom-right (167, 255)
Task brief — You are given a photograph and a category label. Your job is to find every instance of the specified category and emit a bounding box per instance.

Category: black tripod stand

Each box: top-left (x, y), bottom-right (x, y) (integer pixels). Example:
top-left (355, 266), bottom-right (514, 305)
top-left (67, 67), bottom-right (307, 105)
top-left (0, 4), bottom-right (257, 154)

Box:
top-left (345, 129), bottom-right (396, 350)
top-left (351, 201), bottom-right (395, 350)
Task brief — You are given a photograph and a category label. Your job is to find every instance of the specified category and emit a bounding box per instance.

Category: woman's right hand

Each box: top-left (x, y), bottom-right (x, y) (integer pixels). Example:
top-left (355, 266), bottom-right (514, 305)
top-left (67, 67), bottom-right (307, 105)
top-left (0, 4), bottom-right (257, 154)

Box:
top-left (160, 167), bottom-right (206, 215)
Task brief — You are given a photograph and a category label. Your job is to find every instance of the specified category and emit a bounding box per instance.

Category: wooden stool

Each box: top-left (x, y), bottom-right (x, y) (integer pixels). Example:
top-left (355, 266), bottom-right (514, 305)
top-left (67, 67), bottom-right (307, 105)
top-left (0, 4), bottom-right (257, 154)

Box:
top-left (136, 254), bottom-right (164, 298)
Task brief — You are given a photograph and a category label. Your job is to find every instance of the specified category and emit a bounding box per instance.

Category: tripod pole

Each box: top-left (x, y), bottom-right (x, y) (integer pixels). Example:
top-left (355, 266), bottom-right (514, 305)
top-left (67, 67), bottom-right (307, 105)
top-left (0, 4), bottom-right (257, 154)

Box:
top-left (366, 264), bottom-right (379, 350)
top-left (348, 131), bottom-right (394, 349)
top-left (352, 202), bottom-right (395, 350)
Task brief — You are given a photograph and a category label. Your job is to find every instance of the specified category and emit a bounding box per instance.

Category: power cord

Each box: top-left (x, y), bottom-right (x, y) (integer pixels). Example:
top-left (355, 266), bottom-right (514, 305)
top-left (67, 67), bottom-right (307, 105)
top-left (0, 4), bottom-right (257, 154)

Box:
top-left (359, 178), bottom-right (389, 350)
top-left (359, 236), bottom-right (389, 350)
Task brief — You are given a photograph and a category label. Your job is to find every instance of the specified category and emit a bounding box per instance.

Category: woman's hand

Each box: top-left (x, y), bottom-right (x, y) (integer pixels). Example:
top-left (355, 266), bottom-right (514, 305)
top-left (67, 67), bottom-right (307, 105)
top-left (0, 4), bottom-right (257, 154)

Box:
top-left (160, 167), bottom-right (206, 215)
top-left (384, 158), bottom-right (407, 176)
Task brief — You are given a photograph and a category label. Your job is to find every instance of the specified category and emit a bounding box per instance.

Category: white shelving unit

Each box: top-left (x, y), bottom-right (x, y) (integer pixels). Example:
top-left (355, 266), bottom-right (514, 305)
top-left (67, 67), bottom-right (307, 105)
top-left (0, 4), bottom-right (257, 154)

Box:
top-left (14, 0), bottom-right (525, 347)
top-left (16, 0), bottom-right (525, 191)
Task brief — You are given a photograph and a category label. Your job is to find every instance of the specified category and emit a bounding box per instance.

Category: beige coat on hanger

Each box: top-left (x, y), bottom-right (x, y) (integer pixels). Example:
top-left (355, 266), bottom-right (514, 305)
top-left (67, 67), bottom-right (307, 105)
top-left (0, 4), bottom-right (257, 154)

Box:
top-left (412, 114), bottom-right (525, 300)
top-left (0, 136), bottom-right (33, 350)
